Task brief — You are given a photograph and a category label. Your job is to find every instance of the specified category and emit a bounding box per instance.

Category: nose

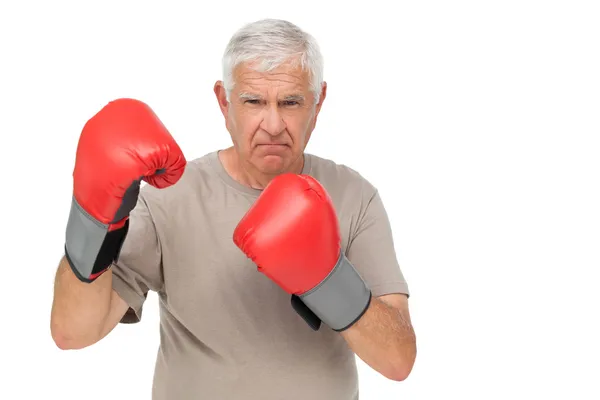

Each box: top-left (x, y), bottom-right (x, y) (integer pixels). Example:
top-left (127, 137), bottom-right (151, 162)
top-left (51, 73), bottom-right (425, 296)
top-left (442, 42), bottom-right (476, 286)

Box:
top-left (260, 104), bottom-right (286, 136)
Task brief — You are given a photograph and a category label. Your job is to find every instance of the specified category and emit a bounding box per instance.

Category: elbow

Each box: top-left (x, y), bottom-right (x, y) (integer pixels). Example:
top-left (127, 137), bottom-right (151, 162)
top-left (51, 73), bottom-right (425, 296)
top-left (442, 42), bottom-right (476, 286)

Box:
top-left (384, 363), bottom-right (414, 382)
top-left (50, 318), bottom-right (69, 350)
top-left (50, 320), bottom-right (96, 351)
top-left (52, 333), bottom-right (82, 350)
top-left (51, 326), bottom-right (79, 350)
top-left (383, 345), bottom-right (417, 382)
top-left (52, 330), bottom-right (95, 350)
top-left (52, 332), bottom-right (74, 350)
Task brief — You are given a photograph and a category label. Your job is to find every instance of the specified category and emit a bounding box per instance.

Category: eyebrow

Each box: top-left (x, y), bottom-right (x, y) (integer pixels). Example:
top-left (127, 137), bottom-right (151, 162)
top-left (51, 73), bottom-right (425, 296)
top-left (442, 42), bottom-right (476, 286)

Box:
top-left (238, 92), bottom-right (261, 101)
top-left (282, 94), bottom-right (305, 102)
top-left (238, 92), bottom-right (305, 102)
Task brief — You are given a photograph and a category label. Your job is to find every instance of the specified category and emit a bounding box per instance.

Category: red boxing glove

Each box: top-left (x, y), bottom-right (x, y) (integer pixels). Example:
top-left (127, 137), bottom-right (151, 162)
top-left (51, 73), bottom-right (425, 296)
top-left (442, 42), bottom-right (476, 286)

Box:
top-left (64, 98), bottom-right (186, 282)
top-left (233, 174), bottom-right (371, 331)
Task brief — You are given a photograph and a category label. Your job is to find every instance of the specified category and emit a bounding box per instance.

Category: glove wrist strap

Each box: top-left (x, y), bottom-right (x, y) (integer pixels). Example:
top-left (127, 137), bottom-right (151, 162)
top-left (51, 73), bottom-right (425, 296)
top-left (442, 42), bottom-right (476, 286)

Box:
top-left (298, 252), bottom-right (372, 331)
top-left (64, 196), bottom-right (128, 283)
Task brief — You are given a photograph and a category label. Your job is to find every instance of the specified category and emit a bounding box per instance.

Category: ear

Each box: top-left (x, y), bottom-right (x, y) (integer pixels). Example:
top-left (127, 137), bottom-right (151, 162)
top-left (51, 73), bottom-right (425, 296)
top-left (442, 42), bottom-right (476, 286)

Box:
top-left (315, 81), bottom-right (327, 114)
top-left (214, 80), bottom-right (230, 120)
top-left (310, 81), bottom-right (327, 131)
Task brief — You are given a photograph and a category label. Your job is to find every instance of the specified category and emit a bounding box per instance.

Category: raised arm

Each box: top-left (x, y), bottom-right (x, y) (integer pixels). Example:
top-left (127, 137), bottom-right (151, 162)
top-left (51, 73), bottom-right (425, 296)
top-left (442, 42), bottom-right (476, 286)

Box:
top-left (50, 98), bottom-right (186, 349)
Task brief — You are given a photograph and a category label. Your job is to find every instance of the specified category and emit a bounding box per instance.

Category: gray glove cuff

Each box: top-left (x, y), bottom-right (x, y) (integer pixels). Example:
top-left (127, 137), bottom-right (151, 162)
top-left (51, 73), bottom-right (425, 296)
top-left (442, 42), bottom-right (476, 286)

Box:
top-left (64, 197), bottom-right (127, 282)
top-left (299, 252), bottom-right (371, 331)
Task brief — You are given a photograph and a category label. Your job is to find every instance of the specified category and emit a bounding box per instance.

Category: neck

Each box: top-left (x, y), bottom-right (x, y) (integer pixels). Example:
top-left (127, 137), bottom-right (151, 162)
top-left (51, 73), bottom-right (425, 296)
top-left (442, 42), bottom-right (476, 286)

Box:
top-left (219, 147), bottom-right (304, 190)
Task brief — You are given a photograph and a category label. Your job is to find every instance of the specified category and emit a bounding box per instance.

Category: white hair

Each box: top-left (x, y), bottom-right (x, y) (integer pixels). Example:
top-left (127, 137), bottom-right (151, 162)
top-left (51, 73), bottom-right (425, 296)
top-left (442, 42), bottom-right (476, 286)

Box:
top-left (222, 19), bottom-right (324, 104)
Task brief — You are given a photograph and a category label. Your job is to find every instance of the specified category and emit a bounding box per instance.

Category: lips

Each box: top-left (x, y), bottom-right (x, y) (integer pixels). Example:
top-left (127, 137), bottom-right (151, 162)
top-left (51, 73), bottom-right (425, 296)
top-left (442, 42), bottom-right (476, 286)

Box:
top-left (256, 144), bottom-right (290, 154)
top-left (257, 143), bottom-right (289, 147)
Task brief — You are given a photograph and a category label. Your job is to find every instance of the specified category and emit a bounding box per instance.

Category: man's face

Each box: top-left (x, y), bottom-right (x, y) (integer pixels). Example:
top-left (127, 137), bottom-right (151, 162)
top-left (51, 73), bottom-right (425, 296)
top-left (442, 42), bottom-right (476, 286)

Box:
top-left (215, 61), bottom-right (326, 175)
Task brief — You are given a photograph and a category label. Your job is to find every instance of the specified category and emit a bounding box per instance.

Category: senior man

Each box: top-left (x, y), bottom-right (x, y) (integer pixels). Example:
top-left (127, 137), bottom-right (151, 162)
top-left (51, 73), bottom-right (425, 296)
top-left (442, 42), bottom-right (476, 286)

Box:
top-left (51, 18), bottom-right (417, 400)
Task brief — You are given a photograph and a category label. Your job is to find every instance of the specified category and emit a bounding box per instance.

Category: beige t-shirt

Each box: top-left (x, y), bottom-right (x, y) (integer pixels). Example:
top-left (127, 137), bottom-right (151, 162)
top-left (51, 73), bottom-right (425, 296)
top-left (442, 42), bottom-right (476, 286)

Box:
top-left (111, 150), bottom-right (410, 400)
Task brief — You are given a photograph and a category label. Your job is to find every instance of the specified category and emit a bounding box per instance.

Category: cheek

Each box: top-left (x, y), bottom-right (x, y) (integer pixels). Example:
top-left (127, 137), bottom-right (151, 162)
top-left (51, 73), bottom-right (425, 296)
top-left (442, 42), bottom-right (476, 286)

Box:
top-left (233, 112), bottom-right (262, 146)
top-left (285, 112), bottom-right (313, 140)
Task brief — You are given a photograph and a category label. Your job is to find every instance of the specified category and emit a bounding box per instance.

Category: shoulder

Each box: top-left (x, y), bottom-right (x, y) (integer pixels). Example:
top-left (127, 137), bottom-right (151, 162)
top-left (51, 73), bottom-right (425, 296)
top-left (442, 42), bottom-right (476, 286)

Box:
top-left (307, 154), bottom-right (376, 194)
top-left (307, 153), bottom-right (378, 202)
top-left (138, 151), bottom-right (219, 210)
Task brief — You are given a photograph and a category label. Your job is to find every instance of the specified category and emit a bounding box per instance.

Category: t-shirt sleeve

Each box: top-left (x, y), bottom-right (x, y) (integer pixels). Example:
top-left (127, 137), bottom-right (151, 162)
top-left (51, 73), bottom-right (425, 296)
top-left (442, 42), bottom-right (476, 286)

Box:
top-left (111, 191), bottom-right (163, 324)
top-left (346, 188), bottom-right (410, 298)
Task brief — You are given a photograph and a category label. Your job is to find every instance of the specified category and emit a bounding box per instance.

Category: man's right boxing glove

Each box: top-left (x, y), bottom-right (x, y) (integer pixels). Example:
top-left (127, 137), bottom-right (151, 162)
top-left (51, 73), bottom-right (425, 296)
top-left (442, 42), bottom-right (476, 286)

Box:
top-left (64, 98), bottom-right (187, 283)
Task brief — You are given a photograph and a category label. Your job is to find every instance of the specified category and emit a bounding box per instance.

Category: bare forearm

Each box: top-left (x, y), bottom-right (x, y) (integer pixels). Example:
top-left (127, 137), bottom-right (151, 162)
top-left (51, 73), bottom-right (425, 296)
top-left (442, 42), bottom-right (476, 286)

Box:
top-left (50, 256), bottom-right (113, 348)
top-left (341, 296), bottom-right (416, 381)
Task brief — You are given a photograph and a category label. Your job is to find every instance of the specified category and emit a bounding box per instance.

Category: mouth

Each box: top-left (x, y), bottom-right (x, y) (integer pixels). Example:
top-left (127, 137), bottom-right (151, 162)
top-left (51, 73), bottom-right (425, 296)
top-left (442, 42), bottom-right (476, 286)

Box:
top-left (255, 144), bottom-right (290, 155)
top-left (256, 143), bottom-right (290, 149)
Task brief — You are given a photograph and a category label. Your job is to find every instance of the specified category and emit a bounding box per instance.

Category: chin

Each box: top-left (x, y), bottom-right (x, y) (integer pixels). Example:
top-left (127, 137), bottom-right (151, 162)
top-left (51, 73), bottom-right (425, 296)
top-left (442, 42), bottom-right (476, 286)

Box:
top-left (254, 152), bottom-right (297, 173)
top-left (258, 157), bottom-right (288, 174)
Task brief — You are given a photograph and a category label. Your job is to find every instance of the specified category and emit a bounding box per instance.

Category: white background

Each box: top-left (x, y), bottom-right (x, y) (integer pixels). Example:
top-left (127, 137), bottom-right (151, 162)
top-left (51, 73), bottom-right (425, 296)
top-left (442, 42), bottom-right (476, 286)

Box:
top-left (1, 0), bottom-right (599, 399)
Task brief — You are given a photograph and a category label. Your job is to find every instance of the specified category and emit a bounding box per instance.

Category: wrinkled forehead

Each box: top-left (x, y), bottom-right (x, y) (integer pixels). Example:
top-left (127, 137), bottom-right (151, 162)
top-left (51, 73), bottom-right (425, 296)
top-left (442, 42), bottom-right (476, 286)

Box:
top-left (232, 60), bottom-right (312, 93)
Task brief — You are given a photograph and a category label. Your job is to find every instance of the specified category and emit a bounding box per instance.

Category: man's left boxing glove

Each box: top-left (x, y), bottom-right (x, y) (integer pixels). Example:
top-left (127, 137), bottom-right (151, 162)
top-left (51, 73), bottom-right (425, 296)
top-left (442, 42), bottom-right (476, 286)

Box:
top-left (233, 173), bottom-right (372, 331)
top-left (64, 98), bottom-right (186, 283)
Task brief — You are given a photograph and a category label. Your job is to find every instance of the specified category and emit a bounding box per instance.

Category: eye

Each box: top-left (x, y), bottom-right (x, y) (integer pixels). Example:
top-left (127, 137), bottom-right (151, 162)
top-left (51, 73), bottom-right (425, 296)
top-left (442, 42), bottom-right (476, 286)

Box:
top-left (245, 99), bottom-right (260, 104)
top-left (282, 100), bottom-right (299, 106)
